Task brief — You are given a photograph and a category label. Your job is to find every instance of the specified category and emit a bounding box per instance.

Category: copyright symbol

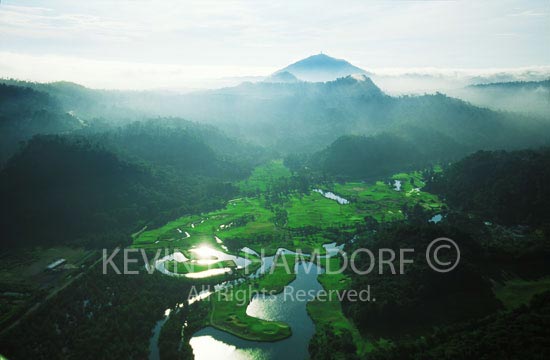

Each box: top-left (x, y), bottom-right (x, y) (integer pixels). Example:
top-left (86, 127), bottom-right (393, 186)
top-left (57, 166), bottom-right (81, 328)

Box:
top-left (426, 237), bottom-right (460, 273)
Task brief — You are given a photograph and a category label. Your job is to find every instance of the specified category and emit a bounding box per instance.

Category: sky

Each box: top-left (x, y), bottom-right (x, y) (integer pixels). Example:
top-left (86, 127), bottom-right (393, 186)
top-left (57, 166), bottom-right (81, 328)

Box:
top-left (0, 0), bottom-right (549, 89)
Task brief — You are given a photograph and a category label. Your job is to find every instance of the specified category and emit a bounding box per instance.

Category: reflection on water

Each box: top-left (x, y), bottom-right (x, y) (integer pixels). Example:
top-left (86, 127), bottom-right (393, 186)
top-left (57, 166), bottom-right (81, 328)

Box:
top-left (185, 267), bottom-right (232, 279)
top-left (188, 290), bottom-right (213, 305)
top-left (190, 262), bottom-right (324, 360)
top-left (322, 242), bottom-right (345, 257)
top-left (154, 245), bottom-right (252, 278)
top-left (313, 189), bottom-right (350, 204)
top-left (241, 247), bottom-right (260, 257)
top-left (148, 244), bottom-right (343, 359)
top-left (393, 180), bottom-right (402, 191)
top-left (190, 245), bottom-right (252, 268)
top-left (149, 309), bottom-right (171, 360)
top-left (190, 330), bottom-right (268, 360)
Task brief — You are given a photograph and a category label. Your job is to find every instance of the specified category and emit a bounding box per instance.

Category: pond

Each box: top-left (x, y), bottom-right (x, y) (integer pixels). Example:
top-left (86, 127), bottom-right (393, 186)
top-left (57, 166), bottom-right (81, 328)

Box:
top-left (393, 180), bottom-right (402, 191)
top-left (313, 189), bottom-right (349, 204)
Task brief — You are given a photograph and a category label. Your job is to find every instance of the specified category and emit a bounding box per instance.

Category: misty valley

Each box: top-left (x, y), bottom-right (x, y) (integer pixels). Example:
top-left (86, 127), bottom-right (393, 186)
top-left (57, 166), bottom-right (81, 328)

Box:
top-left (1, 52), bottom-right (550, 360)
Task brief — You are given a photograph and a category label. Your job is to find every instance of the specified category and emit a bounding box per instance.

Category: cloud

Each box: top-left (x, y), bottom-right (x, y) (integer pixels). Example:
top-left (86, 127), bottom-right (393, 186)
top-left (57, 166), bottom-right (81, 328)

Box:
top-left (366, 66), bottom-right (550, 95)
top-left (0, 0), bottom-right (548, 77)
top-left (0, 51), bottom-right (274, 89)
top-left (1, 51), bottom-right (549, 93)
top-left (508, 10), bottom-right (548, 17)
top-left (0, 4), bottom-right (142, 41)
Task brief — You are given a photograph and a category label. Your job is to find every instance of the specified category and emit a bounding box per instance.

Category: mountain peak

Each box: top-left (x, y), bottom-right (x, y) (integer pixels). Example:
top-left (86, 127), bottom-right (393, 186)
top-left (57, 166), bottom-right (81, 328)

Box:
top-left (264, 70), bottom-right (299, 83)
top-left (274, 54), bottom-right (368, 82)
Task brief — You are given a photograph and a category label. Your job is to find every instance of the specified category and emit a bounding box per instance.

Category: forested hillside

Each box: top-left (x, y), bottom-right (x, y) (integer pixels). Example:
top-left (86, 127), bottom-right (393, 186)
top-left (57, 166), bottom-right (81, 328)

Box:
top-left (427, 149), bottom-right (550, 227)
top-left (0, 82), bottom-right (272, 248)
top-left (343, 224), bottom-right (500, 337)
top-left (452, 79), bottom-right (550, 118)
top-left (1, 75), bottom-right (549, 360)
top-left (2, 2), bottom-right (549, 359)
top-left (0, 84), bottom-right (82, 164)
top-left (367, 291), bottom-right (550, 360)
top-left (295, 131), bottom-right (463, 181)
top-left (4, 78), bottom-right (548, 155)
top-left (0, 136), bottom-right (242, 247)
top-left (309, 134), bottom-right (423, 180)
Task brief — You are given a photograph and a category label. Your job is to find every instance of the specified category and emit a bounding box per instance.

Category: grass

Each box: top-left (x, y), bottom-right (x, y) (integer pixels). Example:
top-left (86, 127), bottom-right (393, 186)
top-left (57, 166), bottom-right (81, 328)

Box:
top-left (133, 161), bottom-right (443, 255)
top-left (308, 257), bottom-right (394, 355)
top-left (332, 171), bottom-right (442, 222)
top-left (284, 192), bottom-right (361, 228)
top-left (237, 160), bottom-right (291, 194)
top-left (131, 163), bottom-right (444, 345)
top-left (315, 257), bottom-right (351, 291)
top-left (307, 257), bottom-right (372, 356)
top-left (133, 197), bottom-right (275, 250)
top-left (133, 193), bottom-right (358, 255)
top-left (208, 255), bottom-right (297, 341)
top-left (290, 233), bottom-right (348, 255)
top-left (494, 276), bottom-right (550, 310)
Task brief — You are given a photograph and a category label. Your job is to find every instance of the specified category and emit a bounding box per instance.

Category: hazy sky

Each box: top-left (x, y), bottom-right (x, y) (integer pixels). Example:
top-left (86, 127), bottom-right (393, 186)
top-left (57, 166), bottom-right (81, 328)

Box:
top-left (1, 0), bottom-right (549, 89)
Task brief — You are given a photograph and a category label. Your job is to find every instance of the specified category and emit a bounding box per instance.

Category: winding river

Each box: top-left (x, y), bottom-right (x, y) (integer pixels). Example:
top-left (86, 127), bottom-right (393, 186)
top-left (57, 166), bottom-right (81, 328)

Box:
top-left (190, 261), bottom-right (324, 360)
top-left (149, 244), bottom-right (341, 360)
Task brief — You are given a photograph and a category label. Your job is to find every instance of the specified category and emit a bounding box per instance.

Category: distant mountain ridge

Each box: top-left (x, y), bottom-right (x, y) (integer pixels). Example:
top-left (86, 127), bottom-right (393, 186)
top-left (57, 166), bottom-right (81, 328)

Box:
top-left (0, 83), bottom-right (83, 164)
top-left (450, 79), bottom-right (550, 118)
top-left (468, 79), bottom-right (550, 89)
top-left (264, 71), bottom-right (299, 83)
top-left (273, 53), bottom-right (368, 82)
top-left (3, 72), bottom-right (549, 156)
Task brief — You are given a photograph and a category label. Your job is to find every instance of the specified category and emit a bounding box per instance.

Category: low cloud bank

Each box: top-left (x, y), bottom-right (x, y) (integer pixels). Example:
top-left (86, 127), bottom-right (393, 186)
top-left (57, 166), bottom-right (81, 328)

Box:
top-left (1, 51), bottom-right (549, 94)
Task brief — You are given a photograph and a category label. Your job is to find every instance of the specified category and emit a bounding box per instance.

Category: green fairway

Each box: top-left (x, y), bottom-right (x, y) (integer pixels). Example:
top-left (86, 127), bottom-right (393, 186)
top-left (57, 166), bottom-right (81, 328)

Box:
top-left (131, 162), bottom-right (444, 343)
top-left (237, 159), bottom-right (292, 194)
top-left (307, 257), bottom-right (372, 356)
top-left (209, 255), bottom-right (296, 341)
top-left (133, 162), bottom-right (443, 255)
top-left (284, 191), bottom-right (361, 228)
top-left (133, 197), bottom-right (275, 250)
top-left (331, 171), bottom-right (442, 222)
